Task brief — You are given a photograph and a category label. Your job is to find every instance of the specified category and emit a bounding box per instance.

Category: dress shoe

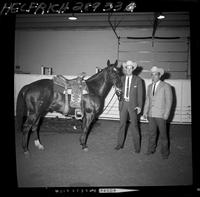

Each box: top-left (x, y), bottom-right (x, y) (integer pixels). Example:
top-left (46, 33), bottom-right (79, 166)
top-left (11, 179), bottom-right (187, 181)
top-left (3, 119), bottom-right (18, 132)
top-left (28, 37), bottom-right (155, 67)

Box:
top-left (114, 145), bottom-right (123, 150)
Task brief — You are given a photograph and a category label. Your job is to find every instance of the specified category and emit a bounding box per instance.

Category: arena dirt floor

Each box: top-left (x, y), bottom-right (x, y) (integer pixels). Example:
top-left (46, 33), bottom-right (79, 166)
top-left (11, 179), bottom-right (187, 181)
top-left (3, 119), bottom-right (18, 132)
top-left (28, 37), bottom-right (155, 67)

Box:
top-left (15, 118), bottom-right (192, 188)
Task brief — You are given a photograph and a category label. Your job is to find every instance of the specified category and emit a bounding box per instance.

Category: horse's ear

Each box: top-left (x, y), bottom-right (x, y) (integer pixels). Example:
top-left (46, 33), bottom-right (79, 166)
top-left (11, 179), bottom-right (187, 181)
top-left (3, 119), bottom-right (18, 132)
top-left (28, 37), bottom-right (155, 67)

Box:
top-left (107, 60), bottom-right (111, 67)
top-left (114, 60), bottom-right (118, 67)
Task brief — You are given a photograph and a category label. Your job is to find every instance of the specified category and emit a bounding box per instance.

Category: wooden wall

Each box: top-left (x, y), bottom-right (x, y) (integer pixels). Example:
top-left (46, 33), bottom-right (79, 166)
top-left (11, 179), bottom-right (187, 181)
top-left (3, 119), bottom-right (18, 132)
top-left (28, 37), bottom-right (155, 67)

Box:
top-left (15, 29), bottom-right (118, 76)
top-left (117, 27), bottom-right (190, 79)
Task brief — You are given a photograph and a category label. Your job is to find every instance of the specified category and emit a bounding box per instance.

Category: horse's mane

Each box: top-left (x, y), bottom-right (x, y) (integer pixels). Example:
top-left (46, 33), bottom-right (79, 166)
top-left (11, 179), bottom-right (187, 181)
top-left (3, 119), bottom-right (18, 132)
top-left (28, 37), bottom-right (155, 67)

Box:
top-left (86, 67), bottom-right (107, 83)
top-left (85, 67), bottom-right (112, 96)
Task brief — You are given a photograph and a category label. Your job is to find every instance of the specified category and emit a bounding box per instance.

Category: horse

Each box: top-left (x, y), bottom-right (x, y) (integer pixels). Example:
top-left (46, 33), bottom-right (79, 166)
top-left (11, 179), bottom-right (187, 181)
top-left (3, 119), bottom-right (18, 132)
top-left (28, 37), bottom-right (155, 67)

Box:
top-left (15, 60), bottom-right (123, 154)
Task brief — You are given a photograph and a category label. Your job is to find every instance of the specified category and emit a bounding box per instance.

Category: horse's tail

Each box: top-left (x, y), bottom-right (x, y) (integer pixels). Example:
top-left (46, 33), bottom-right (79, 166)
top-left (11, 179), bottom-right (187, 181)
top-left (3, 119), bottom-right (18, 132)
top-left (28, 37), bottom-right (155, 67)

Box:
top-left (15, 86), bottom-right (27, 132)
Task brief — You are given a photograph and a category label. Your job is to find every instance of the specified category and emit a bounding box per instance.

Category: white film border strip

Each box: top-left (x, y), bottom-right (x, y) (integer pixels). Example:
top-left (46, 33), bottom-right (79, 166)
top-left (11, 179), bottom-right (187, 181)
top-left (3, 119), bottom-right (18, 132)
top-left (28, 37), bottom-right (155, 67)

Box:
top-left (99, 188), bottom-right (139, 193)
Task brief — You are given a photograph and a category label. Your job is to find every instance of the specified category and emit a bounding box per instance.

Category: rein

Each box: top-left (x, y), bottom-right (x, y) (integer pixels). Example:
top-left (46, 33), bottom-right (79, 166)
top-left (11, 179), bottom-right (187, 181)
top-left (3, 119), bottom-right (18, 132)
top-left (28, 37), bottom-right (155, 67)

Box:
top-left (102, 89), bottom-right (116, 114)
top-left (102, 85), bottom-right (120, 113)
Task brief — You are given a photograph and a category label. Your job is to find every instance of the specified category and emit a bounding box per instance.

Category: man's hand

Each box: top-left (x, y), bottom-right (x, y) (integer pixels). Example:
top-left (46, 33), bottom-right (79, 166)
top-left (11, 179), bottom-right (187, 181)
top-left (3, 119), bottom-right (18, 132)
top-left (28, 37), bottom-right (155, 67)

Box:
top-left (142, 114), bottom-right (147, 120)
top-left (134, 107), bottom-right (141, 114)
top-left (163, 114), bottom-right (168, 120)
top-left (115, 88), bottom-right (123, 101)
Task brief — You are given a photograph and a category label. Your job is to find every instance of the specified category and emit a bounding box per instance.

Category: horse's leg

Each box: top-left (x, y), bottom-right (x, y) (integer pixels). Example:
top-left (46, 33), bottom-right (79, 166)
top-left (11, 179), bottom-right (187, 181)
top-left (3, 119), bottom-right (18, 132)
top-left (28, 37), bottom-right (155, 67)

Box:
top-left (80, 116), bottom-right (87, 148)
top-left (80, 112), bottom-right (94, 151)
top-left (32, 116), bottom-right (44, 150)
top-left (22, 125), bottom-right (31, 155)
top-left (22, 113), bottom-right (36, 154)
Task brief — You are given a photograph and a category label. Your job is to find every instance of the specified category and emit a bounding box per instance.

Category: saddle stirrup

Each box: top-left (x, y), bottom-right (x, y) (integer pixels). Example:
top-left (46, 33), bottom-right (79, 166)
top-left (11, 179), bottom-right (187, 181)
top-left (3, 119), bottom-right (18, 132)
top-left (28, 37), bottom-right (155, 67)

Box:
top-left (75, 108), bottom-right (83, 120)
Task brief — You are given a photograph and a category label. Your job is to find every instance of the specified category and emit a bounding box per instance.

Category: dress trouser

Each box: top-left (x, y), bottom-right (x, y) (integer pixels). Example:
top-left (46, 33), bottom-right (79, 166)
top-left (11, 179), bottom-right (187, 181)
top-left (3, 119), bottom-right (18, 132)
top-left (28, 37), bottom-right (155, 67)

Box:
top-left (147, 117), bottom-right (169, 156)
top-left (117, 101), bottom-right (140, 152)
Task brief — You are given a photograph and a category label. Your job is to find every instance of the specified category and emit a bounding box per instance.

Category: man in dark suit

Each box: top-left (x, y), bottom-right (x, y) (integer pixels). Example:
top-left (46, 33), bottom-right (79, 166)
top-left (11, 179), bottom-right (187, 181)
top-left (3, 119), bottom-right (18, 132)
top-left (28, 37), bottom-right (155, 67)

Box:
top-left (115, 60), bottom-right (144, 153)
top-left (143, 66), bottom-right (173, 159)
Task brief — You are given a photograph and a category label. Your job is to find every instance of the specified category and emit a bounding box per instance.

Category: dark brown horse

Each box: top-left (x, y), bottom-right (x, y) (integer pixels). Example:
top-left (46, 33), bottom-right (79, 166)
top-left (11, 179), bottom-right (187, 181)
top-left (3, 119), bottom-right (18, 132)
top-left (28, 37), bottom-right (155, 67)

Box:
top-left (16, 60), bottom-right (123, 154)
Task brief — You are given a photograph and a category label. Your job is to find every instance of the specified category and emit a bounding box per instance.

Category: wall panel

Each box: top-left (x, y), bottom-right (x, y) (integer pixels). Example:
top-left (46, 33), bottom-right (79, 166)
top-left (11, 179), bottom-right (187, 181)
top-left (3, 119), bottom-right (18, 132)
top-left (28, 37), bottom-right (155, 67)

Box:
top-left (15, 30), bottom-right (118, 75)
top-left (119, 37), bottom-right (189, 79)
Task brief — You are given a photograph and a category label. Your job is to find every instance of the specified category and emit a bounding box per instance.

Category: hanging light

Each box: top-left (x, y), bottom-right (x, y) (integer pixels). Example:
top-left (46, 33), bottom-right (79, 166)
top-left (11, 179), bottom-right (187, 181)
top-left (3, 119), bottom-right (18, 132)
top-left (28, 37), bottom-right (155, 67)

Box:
top-left (157, 12), bottom-right (165, 19)
top-left (68, 13), bottom-right (78, 20)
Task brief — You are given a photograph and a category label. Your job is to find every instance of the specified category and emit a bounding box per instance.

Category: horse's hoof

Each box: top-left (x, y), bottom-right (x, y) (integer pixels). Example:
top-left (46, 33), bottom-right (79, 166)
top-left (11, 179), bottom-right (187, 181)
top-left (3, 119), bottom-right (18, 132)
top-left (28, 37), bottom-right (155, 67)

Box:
top-left (83, 147), bottom-right (88, 152)
top-left (34, 140), bottom-right (44, 150)
top-left (38, 144), bottom-right (44, 150)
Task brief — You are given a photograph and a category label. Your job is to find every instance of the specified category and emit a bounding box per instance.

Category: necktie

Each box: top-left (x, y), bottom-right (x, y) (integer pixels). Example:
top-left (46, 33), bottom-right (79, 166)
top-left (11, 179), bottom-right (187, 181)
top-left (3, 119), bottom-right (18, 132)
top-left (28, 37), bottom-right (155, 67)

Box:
top-left (126, 76), bottom-right (130, 98)
top-left (152, 83), bottom-right (156, 96)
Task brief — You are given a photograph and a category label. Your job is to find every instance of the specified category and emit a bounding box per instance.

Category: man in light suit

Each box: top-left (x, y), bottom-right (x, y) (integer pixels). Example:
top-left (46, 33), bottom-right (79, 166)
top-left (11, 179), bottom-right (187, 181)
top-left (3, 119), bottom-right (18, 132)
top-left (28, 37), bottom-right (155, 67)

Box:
top-left (115, 60), bottom-right (144, 153)
top-left (143, 66), bottom-right (172, 159)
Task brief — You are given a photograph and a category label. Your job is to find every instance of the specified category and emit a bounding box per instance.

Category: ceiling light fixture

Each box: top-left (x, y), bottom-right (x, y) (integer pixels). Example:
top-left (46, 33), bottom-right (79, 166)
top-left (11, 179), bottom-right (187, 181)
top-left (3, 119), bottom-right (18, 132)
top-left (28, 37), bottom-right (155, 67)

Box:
top-left (157, 13), bottom-right (165, 19)
top-left (68, 13), bottom-right (78, 20)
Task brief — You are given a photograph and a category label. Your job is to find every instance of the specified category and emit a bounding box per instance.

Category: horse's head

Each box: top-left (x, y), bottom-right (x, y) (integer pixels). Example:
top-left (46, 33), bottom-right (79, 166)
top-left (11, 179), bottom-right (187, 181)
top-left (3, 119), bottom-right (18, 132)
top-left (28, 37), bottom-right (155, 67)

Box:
top-left (106, 60), bottom-right (123, 101)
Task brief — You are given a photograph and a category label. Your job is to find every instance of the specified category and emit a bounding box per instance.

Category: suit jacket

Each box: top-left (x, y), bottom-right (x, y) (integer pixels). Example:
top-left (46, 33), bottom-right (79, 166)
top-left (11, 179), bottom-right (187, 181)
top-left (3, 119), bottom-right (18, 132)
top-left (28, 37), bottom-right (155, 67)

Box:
top-left (143, 81), bottom-right (172, 119)
top-left (119, 75), bottom-right (143, 112)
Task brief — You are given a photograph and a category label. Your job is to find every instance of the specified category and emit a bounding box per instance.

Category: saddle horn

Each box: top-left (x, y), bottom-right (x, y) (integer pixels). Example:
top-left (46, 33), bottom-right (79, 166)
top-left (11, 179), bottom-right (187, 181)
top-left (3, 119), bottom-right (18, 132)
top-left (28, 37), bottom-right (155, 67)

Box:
top-left (96, 67), bottom-right (102, 73)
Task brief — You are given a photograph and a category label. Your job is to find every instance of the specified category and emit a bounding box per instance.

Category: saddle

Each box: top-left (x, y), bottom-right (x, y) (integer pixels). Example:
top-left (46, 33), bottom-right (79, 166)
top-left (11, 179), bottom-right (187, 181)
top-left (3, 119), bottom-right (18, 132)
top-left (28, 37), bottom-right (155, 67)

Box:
top-left (53, 74), bottom-right (88, 119)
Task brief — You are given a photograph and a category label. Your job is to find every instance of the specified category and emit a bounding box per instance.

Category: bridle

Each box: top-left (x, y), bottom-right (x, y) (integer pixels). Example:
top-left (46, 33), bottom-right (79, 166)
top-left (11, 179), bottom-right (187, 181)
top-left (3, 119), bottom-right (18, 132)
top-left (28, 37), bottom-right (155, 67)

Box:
top-left (108, 66), bottom-right (123, 101)
top-left (101, 66), bottom-right (123, 113)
